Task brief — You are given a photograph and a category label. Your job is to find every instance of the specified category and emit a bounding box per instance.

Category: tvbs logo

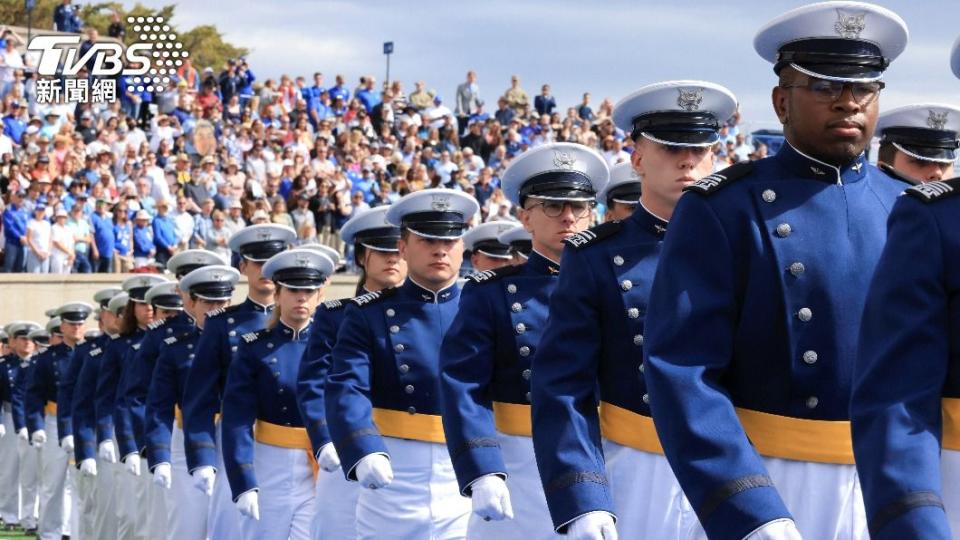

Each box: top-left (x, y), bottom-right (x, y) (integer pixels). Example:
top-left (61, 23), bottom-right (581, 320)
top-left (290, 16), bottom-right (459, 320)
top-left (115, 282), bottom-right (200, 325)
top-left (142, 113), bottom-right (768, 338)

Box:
top-left (27, 16), bottom-right (186, 93)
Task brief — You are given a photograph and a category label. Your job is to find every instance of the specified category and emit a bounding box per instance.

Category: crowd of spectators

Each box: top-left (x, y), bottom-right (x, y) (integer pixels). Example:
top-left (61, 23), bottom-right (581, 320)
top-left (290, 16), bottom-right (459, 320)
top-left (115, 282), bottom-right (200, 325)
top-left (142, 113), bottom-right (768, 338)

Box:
top-left (0, 10), bottom-right (757, 274)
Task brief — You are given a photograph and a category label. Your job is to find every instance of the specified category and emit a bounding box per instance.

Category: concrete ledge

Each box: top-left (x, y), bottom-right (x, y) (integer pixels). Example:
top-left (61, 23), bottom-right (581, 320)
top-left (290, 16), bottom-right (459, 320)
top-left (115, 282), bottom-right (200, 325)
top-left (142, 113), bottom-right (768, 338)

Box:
top-left (0, 273), bottom-right (360, 323)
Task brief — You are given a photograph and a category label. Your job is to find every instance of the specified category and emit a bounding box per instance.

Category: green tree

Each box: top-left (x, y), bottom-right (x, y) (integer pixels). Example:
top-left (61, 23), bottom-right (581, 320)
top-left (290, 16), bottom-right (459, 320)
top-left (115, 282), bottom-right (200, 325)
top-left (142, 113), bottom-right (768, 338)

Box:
top-left (0, 0), bottom-right (246, 71)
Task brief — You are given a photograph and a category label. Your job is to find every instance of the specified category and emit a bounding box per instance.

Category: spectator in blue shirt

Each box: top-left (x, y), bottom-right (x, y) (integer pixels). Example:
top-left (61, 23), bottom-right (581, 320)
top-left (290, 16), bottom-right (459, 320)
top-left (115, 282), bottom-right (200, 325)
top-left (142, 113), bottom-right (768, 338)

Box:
top-left (356, 76), bottom-right (381, 113)
top-left (132, 210), bottom-right (154, 267)
top-left (236, 59), bottom-right (256, 109)
top-left (578, 92), bottom-right (594, 121)
top-left (3, 101), bottom-right (26, 145)
top-left (534, 84), bottom-right (556, 116)
top-left (2, 189), bottom-right (28, 272)
top-left (494, 97), bottom-right (515, 126)
top-left (351, 167), bottom-right (381, 204)
top-left (90, 199), bottom-right (115, 273)
top-left (53, 0), bottom-right (83, 33)
top-left (151, 199), bottom-right (178, 266)
top-left (327, 74), bottom-right (350, 104)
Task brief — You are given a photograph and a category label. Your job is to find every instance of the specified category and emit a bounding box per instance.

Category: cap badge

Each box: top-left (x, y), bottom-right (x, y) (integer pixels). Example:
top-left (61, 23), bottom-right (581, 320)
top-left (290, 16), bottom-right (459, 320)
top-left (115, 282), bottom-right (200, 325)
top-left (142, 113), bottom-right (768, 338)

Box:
top-left (834, 9), bottom-right (866, 39)
top-left (677, 88), bottom-right (703, 112)
top-left (295, 255), bottom-right (311, 267)
top-left (431, 194), bottom-right (451, 211)
top-left (927, 110), bottom-right (949, 131)
top-left (256, 230), bottom-right (273, 240)
top-left (553, 150), bottom-right (577, 170)
top-left (210, 271), bottom-right (223, 281)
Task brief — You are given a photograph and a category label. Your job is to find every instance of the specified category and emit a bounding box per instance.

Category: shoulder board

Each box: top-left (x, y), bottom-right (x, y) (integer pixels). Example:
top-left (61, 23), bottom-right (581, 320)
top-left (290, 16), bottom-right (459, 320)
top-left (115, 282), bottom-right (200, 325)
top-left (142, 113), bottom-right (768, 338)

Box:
top-left (147, 318), bottom-right (168, 331)
top-left (684, 161), bottom-right (755, 196)
top-left (348, 287), bottom-right (398, 307)
top-left (466, 264), bottom-right (523, 284)
top-left (564, 220), bottom-right (623, 250)
top-left (878, 163), bottom-right (920, 186)
top-left (904, 178), bottom-right (960, 204)
top-left (205, 306), bottom-right (228, 318)
top-left (241, 331), bottom-right (261, 343)
top-left (322, 299), bottom-right (346, 311)
top-left (163, 336), bottom-right (178, 345)
top-left (89, 347), bottom-right (102, 357)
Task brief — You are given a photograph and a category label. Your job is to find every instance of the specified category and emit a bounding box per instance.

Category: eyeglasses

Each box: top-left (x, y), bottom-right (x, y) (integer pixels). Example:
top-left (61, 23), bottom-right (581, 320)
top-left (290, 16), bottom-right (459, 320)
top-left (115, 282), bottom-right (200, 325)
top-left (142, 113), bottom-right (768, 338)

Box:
top-left (780, 79), bottom-right (885, 106)
top-left (528, 198), bottom-right (596, 218)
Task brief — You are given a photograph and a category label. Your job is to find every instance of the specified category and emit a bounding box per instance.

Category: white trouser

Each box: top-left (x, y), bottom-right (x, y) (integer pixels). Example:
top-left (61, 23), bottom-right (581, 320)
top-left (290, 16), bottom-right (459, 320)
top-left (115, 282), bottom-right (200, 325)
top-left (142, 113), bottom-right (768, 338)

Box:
top-left (18, 434), bottom-right (39, 529)
top-left (209, 420), bottom-right (243, 540)
top-left (941, 448), bottom-right (960, 534)
top-left (356, 437), bottom-right (470, 540)
top-left (65, 467), bottom-right (79, 539)
top-left (310, 458), bottom-right (359, 540)
top-left (163, 425), bottom-right (209, 540)
top-left (114, 457), bottom-right (139, 540)
top-left (239, 441), bottom-right (315, 540)
top-left (37, 414), bottom-right (70, 540)
top-left (93, 444), bottom-right (119, 540)
top-left (74, 465), bottom-right (95, 540)
top-left (690, 457), bottom-right (867, 540)
top-left (136, 458), bottom-right (168, 540)
top-left (467, 433), bottom-right (558, 539)
top-left (0, 408), bottom-right (21, 524)
top-left (602, 439), bottom-right (702, 539)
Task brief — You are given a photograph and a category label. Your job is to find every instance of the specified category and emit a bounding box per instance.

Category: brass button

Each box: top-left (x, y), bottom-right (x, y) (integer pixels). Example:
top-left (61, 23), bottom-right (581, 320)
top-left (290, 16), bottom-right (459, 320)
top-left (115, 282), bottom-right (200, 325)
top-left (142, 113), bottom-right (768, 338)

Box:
top-left (398, 364), bottom-right (410, 374)
top-left (389, 325), bottom-right (400, 334)
top-left (511, 303), bottom-right (522, 313)
top-left (776, 223), bottom-right (792, 238)
top-left (522, 369), bottom-right (531, 380)
top-left (789, 262), bottom-right (805, 276)
top-left (633, 334), bottom-right (644, 346)
top-left (613, 255), bottom-right (624, 266)
top-left (519, 346), bottom-right (530, 357)
top-left (515, 323), bottom-right (526, 335)
top-left (507, 284), bottom-right (517, 294)
top-left (404, 385), bottom-right (415, 394)
top-left (802, 350), bottom-right (818, 365)
top-left (806, 396), bottom-right (819, 409)
top-left (394, 344), bottom-right (405, 353)
top-left (762, 189), bottom-right (777, 203)
top-left (627, 308), bottom-right (639, 319)
top-left (797, 308), bottom-right (813, 322)
top-left (386, 309), bottom-right (395, 317)
top-left (621, 280), bottom-right (633, 291)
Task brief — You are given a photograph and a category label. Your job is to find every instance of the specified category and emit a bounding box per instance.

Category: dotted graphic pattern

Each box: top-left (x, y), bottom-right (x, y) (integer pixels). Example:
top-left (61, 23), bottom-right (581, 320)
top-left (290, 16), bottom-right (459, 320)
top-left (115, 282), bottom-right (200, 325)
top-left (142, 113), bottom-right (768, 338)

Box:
top-left (126, 16), bottom-right (187, 93)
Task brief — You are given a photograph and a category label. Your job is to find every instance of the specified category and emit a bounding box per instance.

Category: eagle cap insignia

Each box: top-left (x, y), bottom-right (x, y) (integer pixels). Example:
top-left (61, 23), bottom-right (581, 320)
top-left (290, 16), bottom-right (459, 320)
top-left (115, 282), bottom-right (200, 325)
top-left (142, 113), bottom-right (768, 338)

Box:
top-left (256, 230), bottom-right (273, 240)
top-left (295, 255), bottom-right (311, 267)
top-left (553, 150), bottom-right (577, 170)
top-left (431, 194), bottom-right (451, 211)
top-left (210, 271), bottom-right (223, 281)
top-left (677, 88), bottom-right (703, 112)
top-left (834, 9), bottom-right (866, 39)
top-left (927, 110), bottom-right (949, 131)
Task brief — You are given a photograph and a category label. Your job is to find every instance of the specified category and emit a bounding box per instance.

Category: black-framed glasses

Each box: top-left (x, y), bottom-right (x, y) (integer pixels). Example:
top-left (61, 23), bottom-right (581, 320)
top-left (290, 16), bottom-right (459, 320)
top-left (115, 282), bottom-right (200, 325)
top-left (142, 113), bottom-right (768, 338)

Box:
top-left (780, 80), bottom-right (885, 106)
top-left (528, 198), bottom-right (596, 218)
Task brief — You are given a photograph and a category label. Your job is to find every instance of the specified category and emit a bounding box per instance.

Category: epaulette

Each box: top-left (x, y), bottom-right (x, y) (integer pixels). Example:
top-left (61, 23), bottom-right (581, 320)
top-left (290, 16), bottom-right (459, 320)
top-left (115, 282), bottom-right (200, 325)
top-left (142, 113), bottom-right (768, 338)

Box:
top-left (322, 299), bottom-right (346, 311)
top-left (89, 347), bottom-right (102, 357)
top-left (348, 287), bottom-right (398, 307)
top-left (879, 163), bottom-right (920, 186)
top-left (241, 331), bottom-right (261, 343)
top-left (206, 304), bottom-right (242, 319)
top-left (564, 221), bottom-right (623, 250)
top-left (163, 335), bottom-right (178, 345)
top-left (466, 264), bottom-right (522, 284)
top-left (147, 318), bottom-right (168, 331)
top-left (904, 178), bottom-right (960, 204)
top-left (683, 161), bottom-right (755, 196)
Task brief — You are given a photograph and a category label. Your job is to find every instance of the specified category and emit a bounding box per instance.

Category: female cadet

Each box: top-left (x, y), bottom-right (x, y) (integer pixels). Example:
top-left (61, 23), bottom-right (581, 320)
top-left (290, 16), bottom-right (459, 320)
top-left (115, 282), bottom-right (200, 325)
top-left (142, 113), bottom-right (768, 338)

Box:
top-left (297, 205), bottom-right (406, 540)
top-left (598, 162), bottom-right (643, 222)
top-left (222, 248), bottom-right (334, 540)
top-left (144, 266), bottom-right (240, 540)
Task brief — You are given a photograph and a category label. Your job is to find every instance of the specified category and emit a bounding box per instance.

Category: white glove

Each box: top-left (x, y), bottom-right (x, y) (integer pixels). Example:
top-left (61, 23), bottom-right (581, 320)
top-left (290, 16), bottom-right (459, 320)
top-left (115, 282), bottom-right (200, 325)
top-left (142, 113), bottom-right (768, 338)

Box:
top-left (153, 463), bottom-right (172, 489)
top-left (192, 465), bottom-right (216, 496)
top-left (355, 453), bottom-right (393, 490)
top-left (61, 434), bottom-right (75, 454)
top-left (79, 458), bottom-right (98, 477)
top-left (236, 490), bottom-right (260, 520)
top-left (317, 443), bottom-right (341, 472)
top-left (568, 511), bottom-right (618, 540)
top-left (31, 429), bottom-right (47, 447)
top-left (470, 474), bottom-right (514, 522)
top-left (17, 427), bottom-right (28, 442)
top-left (123, 453), bottom-right (141, 476)
top-left (744, 519), bottom-right (803, 540)
top-left (0, 423), bottom-right (6, 438)
top-left (98, 440), bottom-right (117, 463)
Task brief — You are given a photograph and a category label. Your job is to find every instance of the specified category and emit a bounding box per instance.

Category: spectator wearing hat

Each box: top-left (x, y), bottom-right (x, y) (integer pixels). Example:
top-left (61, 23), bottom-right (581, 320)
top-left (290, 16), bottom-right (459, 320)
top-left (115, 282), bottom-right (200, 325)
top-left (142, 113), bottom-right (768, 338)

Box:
top-left (24, 204), bottom-right (51, 273)
top-left (132, 210), bottom-right (155, 268)
top-left (2, 188), bottom-right (28, 272)
top-left (204, 209), bottom-right (232, 260)
top-left (3, 101), bottom-right (26, 145)
top-left (67, 200), bottom-right (93, 273)
top-left (225, 199), bottom-right (246, 234)
top-left (49, 208), bottom-right (73, 274)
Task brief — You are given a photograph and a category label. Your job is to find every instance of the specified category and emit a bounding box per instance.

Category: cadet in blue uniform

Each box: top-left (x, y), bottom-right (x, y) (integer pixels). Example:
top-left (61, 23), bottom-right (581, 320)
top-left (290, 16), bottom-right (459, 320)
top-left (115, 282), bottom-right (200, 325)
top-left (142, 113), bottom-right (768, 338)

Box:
top-left (26, 302), bottom-right (91, 540)
top-left (850, 177), bottom-right (960, 539)
top-left (0, 322), bottom-right (39, 531)
top-left (874, 103), bottom-right (959, 184)
top-left (643, 4), bottom-right (911, 539)
top-left (96, 275), bottom-right (164, 539)
top-left (598, 162), bottom-right (642, 222)
top-left (181, 223), bottom-right (294, 540)
top-left (462, 221), bottom-right (517, 273)
top-left (297, 205), bottom-right (407, 540)
top-left (530, 82), bottom-right (736, 540)
top-left (441, 142), bottom-right (608, 539)
top-left (497, 225), bottom-right (531, 266)
top-left (72, 289), bottom-right (123, 540)
top-left (63, 288), bottom-right (120, 540)
top-left (222, 249), bottom-right (333, 540)
top-left (326, 188), bottom-right (478, 540)
top-left (145, 265), bottom-right (241, 540)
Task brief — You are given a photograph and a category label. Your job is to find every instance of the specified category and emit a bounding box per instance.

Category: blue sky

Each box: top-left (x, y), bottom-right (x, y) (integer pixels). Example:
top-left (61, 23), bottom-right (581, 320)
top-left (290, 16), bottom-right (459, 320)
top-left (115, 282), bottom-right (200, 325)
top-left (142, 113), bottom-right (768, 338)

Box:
top-left (136, 0), bottom-right (959, 131)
